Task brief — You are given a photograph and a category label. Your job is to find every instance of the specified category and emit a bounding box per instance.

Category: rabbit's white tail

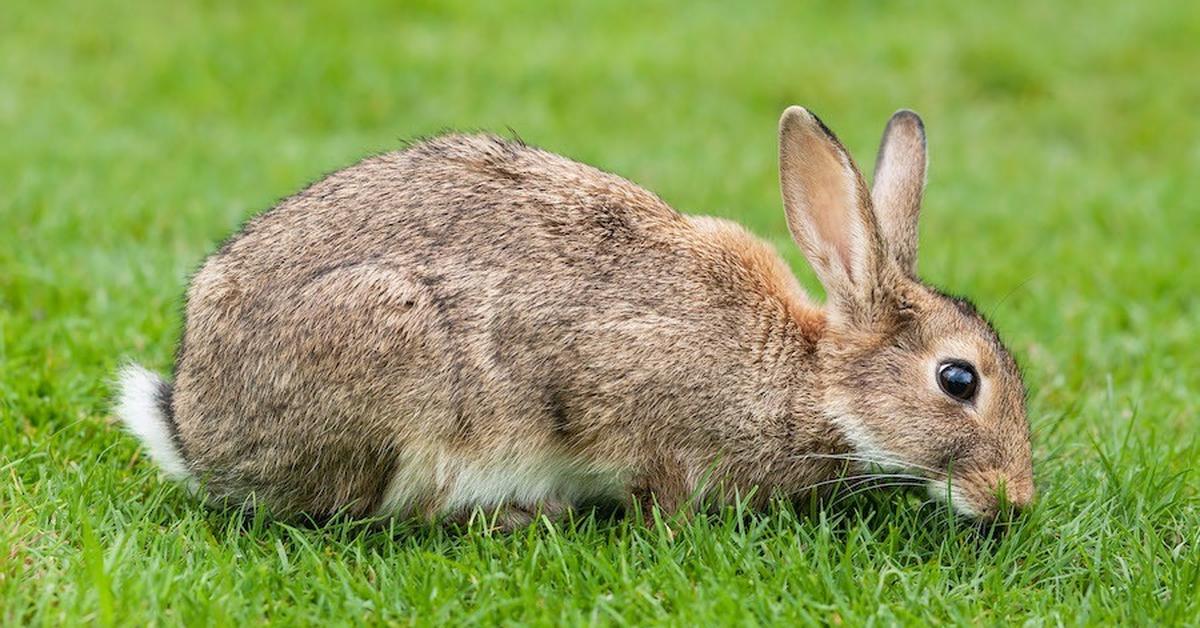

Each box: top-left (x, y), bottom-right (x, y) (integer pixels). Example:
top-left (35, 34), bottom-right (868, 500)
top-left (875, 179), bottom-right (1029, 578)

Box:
top-left (116, 364), bottom-right (191, 481)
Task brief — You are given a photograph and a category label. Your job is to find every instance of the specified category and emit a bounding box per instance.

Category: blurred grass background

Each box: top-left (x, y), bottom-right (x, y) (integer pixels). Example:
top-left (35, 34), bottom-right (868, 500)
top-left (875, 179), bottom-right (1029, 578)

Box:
top-left (2, 0), bottom-right (1199, 624)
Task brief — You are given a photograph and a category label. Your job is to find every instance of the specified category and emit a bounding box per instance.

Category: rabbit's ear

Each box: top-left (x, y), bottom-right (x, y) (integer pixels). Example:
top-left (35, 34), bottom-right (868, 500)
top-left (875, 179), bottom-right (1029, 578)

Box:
top-left (778, 106), bottom-right (884, 325)
top-left (871, 110), bottom-right (926, 276)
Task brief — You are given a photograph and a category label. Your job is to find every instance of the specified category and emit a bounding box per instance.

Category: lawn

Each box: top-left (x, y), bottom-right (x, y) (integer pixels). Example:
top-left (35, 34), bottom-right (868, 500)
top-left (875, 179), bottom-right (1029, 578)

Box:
top-left (3, 0), bottom-right (1199, 624)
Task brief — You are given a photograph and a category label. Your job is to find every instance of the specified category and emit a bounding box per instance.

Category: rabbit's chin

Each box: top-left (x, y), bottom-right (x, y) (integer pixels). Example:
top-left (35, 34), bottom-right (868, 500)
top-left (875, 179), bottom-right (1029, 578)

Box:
top-left (925, 479), bottom-right (990, 520)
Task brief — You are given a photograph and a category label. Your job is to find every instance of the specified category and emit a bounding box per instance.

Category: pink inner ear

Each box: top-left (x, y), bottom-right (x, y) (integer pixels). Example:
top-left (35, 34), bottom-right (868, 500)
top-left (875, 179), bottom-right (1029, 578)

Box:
top-left (871, 119), bottom-right (926, 273)
top-left (805, 144), bottom-right (860, 283)
top-left (780, 108), bottom-right (875, 300)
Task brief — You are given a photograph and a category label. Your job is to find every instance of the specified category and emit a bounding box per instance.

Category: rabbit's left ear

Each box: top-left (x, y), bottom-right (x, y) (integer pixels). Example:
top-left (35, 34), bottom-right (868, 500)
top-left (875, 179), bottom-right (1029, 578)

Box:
top-left (778, 106), bottom-right (885, 327)
top-left (871, 110), bottom-right (927, 276)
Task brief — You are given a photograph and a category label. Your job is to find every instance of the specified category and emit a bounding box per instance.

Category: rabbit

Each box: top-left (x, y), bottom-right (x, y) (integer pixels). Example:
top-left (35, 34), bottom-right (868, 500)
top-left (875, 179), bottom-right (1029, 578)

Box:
top-left (116, 106), bottom-right (1034, 527)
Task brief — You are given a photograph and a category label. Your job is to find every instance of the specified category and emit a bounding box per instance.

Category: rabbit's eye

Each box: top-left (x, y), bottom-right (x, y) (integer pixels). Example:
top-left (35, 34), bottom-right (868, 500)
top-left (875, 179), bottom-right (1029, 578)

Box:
top-left (937, 361), bottom-right (978, 402)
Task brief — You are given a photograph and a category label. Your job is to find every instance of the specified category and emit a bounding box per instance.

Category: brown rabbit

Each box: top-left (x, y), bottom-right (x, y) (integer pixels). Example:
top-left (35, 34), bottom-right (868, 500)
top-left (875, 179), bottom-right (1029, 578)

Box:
top-left (117, 107), bottom-right (1034, 526)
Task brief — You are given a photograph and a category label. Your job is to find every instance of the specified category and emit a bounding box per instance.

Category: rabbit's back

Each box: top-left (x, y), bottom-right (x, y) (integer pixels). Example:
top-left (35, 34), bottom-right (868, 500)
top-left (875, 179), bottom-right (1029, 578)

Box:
top-left (171, 134), bottom-right (816, 517)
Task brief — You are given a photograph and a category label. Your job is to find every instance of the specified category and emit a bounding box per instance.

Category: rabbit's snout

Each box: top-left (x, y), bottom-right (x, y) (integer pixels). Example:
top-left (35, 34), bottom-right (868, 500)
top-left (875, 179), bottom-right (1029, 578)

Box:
top-left (954, 468), bottom-right (1036, 522)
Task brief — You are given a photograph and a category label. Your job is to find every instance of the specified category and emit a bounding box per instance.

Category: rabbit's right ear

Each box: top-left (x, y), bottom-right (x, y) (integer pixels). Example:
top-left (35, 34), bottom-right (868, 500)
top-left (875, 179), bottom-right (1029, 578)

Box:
top-left (871, 110), bottom-right (926, 276)
top-left (778, 107), bottom-right (884, 326)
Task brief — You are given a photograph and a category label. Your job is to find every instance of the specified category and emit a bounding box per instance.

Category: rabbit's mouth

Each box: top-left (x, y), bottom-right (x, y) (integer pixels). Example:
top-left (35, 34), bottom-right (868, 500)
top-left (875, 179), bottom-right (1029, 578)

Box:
top-left (925, 470), bottom-right (1033, 522)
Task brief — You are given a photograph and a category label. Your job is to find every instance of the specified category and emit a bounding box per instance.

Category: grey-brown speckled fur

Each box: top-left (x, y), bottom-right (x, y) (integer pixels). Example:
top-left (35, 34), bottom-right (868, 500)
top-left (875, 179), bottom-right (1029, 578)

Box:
top-left (118, 108), bottom-right (1034, 525)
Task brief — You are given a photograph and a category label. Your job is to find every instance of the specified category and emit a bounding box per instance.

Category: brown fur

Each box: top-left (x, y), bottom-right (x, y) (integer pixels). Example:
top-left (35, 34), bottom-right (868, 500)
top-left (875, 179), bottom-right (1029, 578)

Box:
top-left (124, 108), bottom-right (1033, 524)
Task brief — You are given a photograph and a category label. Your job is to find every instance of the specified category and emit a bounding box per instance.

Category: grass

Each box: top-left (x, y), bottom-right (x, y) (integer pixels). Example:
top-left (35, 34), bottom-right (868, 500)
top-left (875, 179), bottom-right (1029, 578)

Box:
top-left (2, 0), bottom-right (1199, 624)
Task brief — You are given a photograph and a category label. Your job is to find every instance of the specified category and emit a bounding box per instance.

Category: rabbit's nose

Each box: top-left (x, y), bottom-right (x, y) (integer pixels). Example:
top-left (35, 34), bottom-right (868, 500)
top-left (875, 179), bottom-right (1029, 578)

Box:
top-left (994, 474), bottom-right (1034, 514)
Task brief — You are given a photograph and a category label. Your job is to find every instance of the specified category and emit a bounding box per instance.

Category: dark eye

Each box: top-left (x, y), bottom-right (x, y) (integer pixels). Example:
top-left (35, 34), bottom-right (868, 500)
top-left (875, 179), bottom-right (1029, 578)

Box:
top-left (937, 361), bottom-right (978, 402)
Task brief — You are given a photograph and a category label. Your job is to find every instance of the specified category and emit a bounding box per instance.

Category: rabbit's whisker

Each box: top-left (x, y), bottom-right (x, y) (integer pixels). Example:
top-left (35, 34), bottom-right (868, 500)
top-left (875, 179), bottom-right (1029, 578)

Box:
top-left (827, 480), bottom-right (929, 508)
top-left (792, 472), bottom-right (929, 495)
top-left (784, 451), bottom-right (944, 478)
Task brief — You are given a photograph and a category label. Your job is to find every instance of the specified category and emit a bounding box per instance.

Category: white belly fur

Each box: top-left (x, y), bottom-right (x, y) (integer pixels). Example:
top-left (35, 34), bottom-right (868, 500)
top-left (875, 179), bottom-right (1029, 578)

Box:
top-left (375, 447), bottom-right (628, 517)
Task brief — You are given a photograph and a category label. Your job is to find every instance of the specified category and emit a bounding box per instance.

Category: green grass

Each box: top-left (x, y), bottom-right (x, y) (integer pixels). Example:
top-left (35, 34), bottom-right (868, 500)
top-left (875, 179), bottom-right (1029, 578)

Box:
top-left (3, 0), bottom-right (1199, 624)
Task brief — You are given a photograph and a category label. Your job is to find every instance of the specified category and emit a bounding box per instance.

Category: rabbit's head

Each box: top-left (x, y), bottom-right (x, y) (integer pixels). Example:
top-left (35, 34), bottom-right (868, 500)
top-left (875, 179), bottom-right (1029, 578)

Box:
top-left (779, 107), bottom-right (1033, 521)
